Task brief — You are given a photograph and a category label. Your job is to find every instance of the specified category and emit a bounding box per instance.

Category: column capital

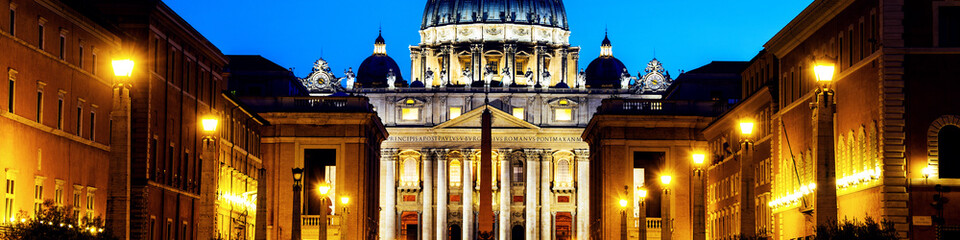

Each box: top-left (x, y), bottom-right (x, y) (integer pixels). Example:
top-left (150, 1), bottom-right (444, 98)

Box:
top-left (431, 149), bottom-right (450, 161)
top-left (574, 149), bottom-right (590, 162)
top-left (381, 148), bottom-right (398, 162)
top-left (540, 149), bottom-right (553, 162)
top-left (421, 148), bottom-right (435, 161)
top-left (524, 149), bottom-right (543, 162)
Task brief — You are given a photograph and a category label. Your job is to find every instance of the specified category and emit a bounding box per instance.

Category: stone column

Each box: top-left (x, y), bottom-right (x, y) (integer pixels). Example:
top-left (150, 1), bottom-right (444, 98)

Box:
top-left (662, 187), bottom-right (672, 240)
top-left (422, 149), bottom-right (434, 240)
top-left (813, 87), bottom-right (838, 226)
top-left (197, 136), bottom-right (218, 240)
top-left (470, 44), bottom-right (483, 89)
top-left (462, 149), bottom-right (475, 240)
top-left (524, 149), bottom-right (542, 240)
top-left (574, 149), bottom-right (590, 240)
top-left (740, 141), bottom-right (755, 237)
top-left (498, 149), bottom-right (512, 240)
top-left (434, 149), bottom-right (449, 240)
top-left (381, 149), bottom-right (398, 240)
top-left (504, 44), bottom-right (517, 89)
top-left (540, 150), bottom-right (553, 240)
top-left (107, 83), bottom-right (131, 240)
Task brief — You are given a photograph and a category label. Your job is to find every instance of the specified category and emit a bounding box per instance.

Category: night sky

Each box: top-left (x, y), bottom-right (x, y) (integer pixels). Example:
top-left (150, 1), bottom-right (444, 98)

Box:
top-left (165, 0), bottom-right (812, 79)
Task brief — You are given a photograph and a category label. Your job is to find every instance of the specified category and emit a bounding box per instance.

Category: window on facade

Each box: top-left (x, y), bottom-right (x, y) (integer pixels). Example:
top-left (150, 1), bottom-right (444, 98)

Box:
top-left (940, 7), bottom-right (960, 47)
top-left (401, 108), bottom-right (419, 121)
top-left (35, 91), bottom-right (42, 122)
top-left (78, 45), bottom-right (84, 68)
top-left (37, 23), bottom-right (43, 50)
top-left (449, 159), bottom-right (462, 186)
top-left (58, 35), bottom-right (65, 60)
top-left (555, 159), bottom-right (572, 187)
top-left (56, 98), bottom-right (63, 129)
top-left (7, 78), bottom-right (13, 113)
top-left (72, 186), bottom-right (81, 217)
top-left (4, 178), bottom-right (14, 222)
top-left (554, 108), bottom-right (572, 121)
top-left (939, 125), bottom-right (960, 178)
top-left (512, 160), bottom-right (524, 183)
top-left (76, 105), bottom-right (82, 136)
top-left (91, 52), bottom-right (97, 75)
top-left (89, 112), bottom-right (95, 140)
top-left (54, 183), bottom-right (62, 205)
top-left (400, 157), bottom-right (419, 184)
top-left (85, 192), bottom-right (94, 219)
top-left (8, 9), bottom-right (14, 36)
top-left (33, 180), bottom-right (42, 215)
top-left (449, 107), bottom-right (462, 119)
top-left (512, 108), bottom-right (524, 120)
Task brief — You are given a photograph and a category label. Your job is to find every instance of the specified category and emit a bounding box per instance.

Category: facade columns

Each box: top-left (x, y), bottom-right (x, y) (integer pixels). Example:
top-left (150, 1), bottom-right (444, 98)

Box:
top-left (462, 149), bottom-right (475, 240)
top-left (574, 149), bottom-right (590, 240)
top-left (540, 150), bottom-right (553, 240)
top-left (470, 44), bottom-right (483, 89)
top-left (504, 44), bottom-right (517, 88)
top-left (434, 149), bottom-right (449, 240)
top-left (524, 149), bottom-right (542, 240)
top-left (380, 149), bottom-right (398, 240)
top-left (422, 149), bottom-right (435, 240)
top-left (498, 149), bottom-right (512, 240)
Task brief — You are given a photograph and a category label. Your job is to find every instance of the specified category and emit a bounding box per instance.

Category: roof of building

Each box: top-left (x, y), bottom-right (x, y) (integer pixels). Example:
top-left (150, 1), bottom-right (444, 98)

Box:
top-left (226, 55), bottom-right (309, 97)
top-left (421, 0), bottom-right (569, 30)
top-left (357, 55), bottom-right (407, 88)
top-left (663, 61), bottom-right (748, 101)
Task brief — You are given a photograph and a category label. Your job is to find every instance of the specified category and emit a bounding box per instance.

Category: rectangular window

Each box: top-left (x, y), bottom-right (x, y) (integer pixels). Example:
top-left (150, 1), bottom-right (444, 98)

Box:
top-left (512, 107), bottom-right (524, 119)
top-left (941, 7), bottom-right (960, 47)
top-left (848, 29), bottom-right (854, 66)
top-left (7, 78), bottom-right (13, 113)
top-left (36, 91), bottom-right (42, 122)
top-left (78, 45), bottom-right (84, 68)
top-left (57, 98), bottom-right (63, 129)
top-left (76, 106), bottom-right (82, 136)
top-left (4, 178), bottom-right (14, 222)
top-left (38, 23), bottom-right (43, 50)
top-left (72, 186), bottom-right (81, 217)
top-left (33, 181), bottom-right (42, 215)
top-left (85, 192), bottom-right (94, 219)
top-left (91, 52), bottom-right (97, 75)
top-left (449, 107), bottom-right (462, 119)
top-left (58, 35), bottom-right (65, 60)
top-left (89, 112), bottom-right (95, 140)
top-left (554, 108), bottom-right (572, 121)
top-left (8, 9), bottom-right (14, 36)
top-left (401, 108), bottom-right (419, 121)
top-left (54, 184), bottom-right (62, 205)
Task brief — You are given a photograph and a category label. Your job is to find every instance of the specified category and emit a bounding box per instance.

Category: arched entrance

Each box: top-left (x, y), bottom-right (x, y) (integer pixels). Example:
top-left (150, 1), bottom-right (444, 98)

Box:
top-left (449, 224), bottom-right (462, 240)
top-left (401, 212), bottom-right (419, 240)
top-left (511, 225), bottom-right (525, 240)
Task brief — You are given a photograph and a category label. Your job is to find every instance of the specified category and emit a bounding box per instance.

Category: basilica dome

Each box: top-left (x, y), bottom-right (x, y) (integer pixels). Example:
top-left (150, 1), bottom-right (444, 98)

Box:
top-left (357, 33), bottom-right (406, 88)
top-left (584, 34), bottom-right (628, 88)
top-left (421, 0), bottom-right (569, 30)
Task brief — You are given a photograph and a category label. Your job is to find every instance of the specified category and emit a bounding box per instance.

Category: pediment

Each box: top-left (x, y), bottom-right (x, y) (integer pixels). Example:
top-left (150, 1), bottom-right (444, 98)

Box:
top-left (433, 105), bottom-right (540, 130)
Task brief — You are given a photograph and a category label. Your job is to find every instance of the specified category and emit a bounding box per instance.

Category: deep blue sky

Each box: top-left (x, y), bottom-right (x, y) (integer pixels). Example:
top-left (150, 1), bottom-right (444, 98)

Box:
top-left (165, 0), bottom-right (812, 79)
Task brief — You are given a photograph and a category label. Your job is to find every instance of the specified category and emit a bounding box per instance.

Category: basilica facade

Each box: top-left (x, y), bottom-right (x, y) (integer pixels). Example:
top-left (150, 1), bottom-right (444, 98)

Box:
top-left (296, 1), bottom-right (674, 240)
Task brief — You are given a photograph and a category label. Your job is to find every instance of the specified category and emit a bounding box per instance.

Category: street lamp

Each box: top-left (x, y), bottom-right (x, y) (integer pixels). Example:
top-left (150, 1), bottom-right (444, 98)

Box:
top-left (107, 58), bottom-right (134, 239)
top-left (317, 184), bottom-right (330, 240)
top-left (197, 115), bottom-right (219, 239)
top-left (637, 187), bottom-right (648, 240)
top-left (811, 62), bottom-right (839, 226)
top-left (201, 116), bottom-right (219, 135)
top-left (619, 185), bottom-right (629, 240)
top-left (292, 168), bottom-right (304, 240)
top-left (739, 121), bottom-right (755, 137)
top-left (112, 59), bottom-right (135, 77)
top-left (660, 174), bottom-right (673, 240)
top-left (739, 118), bottom-right (758, 236)
top-left (340, 196), bottom-right (350, 239)
top-left (692, 153), bottom-right (707, 240)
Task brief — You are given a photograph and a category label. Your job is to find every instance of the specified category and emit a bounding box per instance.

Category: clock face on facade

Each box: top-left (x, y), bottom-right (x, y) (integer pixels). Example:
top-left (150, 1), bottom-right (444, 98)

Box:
top-left (647, 75), bottom-right (664, 90)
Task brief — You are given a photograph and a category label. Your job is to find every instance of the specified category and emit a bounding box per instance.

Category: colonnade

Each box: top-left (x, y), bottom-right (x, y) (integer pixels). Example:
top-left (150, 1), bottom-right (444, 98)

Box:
top-left (378, 148), bottom-right (590, 240)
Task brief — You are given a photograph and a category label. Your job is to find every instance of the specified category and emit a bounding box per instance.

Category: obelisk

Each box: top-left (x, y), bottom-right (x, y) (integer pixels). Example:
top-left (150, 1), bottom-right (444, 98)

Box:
top-left (478, 101), bottom-right (495, 240)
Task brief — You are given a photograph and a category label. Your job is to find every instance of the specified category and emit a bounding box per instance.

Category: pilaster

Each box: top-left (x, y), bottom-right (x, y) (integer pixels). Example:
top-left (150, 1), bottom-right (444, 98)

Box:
top-left (422, 148), bottom-right (435, 240)
top-left (380, 148), bottom-right (398, 240)
top-left (541, 149), bottom-right (553, 240)
top-left (525, 149), bottom-right (542, 240)
top-left (574, 149), bottom-right (590, 240)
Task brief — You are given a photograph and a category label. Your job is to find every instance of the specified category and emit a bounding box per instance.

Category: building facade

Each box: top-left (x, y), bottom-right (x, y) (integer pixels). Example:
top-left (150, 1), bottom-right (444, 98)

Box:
top-left (0, 0), bottom-right (120, 229)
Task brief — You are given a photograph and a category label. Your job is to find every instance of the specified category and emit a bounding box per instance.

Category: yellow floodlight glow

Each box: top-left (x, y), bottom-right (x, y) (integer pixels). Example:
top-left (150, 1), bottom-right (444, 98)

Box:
top-left (660, 175), bottom-right (672, 185)
top-left (201, 116), bottom-right (219, 133)
top-left (341, 197), bottom-right (350, 205)
top-left (692, 153), bottom-right (706, 165)
top-left (923, 166), bottom-right (936, 178)
top-left (739, 121), bottom-right (755, 136)
top-left (112, 59), bottom-right (135, 77)
top-left (814, 64), bottom-right (836, 82)
top-left (318, 184), bottom-right (331, 196)
top-left (619, 199), bottom-right (628, 208)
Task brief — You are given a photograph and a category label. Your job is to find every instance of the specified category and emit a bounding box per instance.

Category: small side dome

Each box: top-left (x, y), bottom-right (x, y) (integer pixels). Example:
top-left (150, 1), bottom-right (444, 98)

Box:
top-left (356, 31), bottom-right (406, 88)
top-left (585, 33), bottom-right (628, 88)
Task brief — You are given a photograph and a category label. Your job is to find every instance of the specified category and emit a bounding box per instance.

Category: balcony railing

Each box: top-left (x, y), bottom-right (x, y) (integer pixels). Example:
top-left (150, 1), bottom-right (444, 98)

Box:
top-left (597, 99), bottom-right (732, 117)
top-left (239, 96), bottom-right (375, 113)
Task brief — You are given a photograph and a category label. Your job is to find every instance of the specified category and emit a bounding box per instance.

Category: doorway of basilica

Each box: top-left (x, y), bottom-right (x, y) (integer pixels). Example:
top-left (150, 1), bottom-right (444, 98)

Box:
top-left (556, 212), bottom-right (573, 240)
top-left (400, 211), bottom-right (418, 240)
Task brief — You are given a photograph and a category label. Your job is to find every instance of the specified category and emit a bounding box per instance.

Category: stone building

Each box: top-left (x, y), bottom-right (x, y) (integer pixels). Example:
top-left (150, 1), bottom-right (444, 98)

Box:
top-left (0, 0), bottom-right (121, 229)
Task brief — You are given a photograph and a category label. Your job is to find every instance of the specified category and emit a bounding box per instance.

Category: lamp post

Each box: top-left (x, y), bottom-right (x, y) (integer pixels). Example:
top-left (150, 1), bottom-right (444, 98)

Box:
top-left (637, 187), bottom-right (648, 240)
top-left (739, 120), bottom-right (757, 236)
top-left (340, 197), bottom-right (350, 240)
top-left (660, 174), bottom-right (672, 240)
top-left (618, 190), bottom-right (629, 240)
top-left (292, 168), bottom-right (304, 240)
top-left (197, 116), bottom-right (219, 240)
top-left (812, 63), bottom-right (838, 226)
top-left (106, 58), bottom-right (134, 240)
top-left (317, 184), bottom-right (330, 240)
top-left (692, 153), bottom-right (706, 240)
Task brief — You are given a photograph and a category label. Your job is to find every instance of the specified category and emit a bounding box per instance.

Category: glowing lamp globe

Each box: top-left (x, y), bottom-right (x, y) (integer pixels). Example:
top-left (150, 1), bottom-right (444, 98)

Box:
top-left (318, 185), bottom-right (331, 195)
top-left (619, 199), bottom-right (628, 208)
top-left (201, 117), bottom-right (219, 133)
top-left (341, 197), bottom-right (350, 205)
top-left (693, 153), bottom-right (706, 165)
top-left (660, 175), bottom-right (672, 185)
top-left (112, 59), bottom-right (135, 77)
top-left (814, 65), bottom-right (836, 82)
top-left (739, 121), bottom-right (755, 136)
top-left (638, 188), bottom-right (648, 199)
